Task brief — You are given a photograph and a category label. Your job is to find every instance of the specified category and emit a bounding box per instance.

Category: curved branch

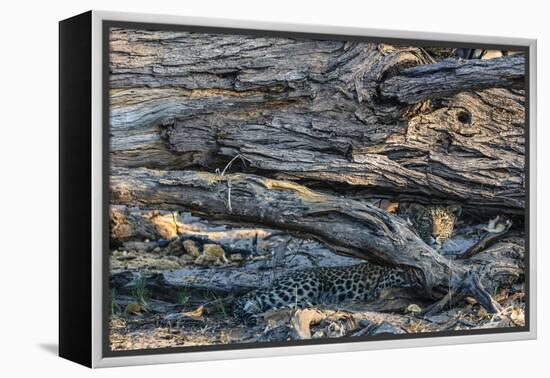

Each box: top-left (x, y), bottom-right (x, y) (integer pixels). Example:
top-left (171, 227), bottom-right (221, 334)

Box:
top-left (380, 55), bottom-right (525, 104)
top-left (110, 167), bottom-right (504, 313)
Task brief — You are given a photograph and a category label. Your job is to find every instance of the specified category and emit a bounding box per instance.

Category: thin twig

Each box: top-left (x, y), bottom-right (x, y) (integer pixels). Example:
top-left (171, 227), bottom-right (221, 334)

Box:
top-left (226, 178), bottom-right (232, 213)
top-left (219, 154), bottom-right (251, 177)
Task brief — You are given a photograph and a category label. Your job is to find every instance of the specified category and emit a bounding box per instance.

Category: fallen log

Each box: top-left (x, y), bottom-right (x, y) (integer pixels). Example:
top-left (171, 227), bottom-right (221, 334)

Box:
top-left (286, 307), bottom-right (416, 340)
top-left (380, 55), bottom-right (525, 104)
top-left (110, 204), bottom-right (524, 296)
top-left (461, 235), bottom-right (525, 292)
top-left (458, 224), bottom-right (514, 260)
top-left (110, 205), bottom-right (272, 245)
top-left (110, 88), bottom-right (524, 212)
top-left (108, 29), bottom-right (525, 212)
top-left (109, 234), bottom-right (523, 312)
top-left (110, 167), bottom-right (505, 313)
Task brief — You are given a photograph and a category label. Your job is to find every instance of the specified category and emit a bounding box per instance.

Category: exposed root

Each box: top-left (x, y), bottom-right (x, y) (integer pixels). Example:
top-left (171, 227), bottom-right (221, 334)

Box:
top-left (425, 273), bottom-right (503, 317)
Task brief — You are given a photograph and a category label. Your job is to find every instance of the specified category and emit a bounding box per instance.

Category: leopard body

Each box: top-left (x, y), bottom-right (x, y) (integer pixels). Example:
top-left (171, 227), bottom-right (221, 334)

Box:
top-left (234, 204), bottom-right (461, 320)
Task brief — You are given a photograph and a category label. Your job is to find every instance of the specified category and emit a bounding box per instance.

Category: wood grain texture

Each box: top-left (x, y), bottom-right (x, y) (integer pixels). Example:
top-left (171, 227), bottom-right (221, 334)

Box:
top-left (108, 29), bottom-right (525, 212)
top-left (380, 55), bottom-right (525, 104)
top-left (110, 167), bottom-right (506, 313)
top-left (107, 28), bottom-right (526, 315)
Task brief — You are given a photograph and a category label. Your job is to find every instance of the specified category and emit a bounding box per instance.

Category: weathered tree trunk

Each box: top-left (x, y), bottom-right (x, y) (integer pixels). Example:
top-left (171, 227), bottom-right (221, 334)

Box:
top-left (109, 28), bottom-right (525, 213)
top-left (110, 167), bottom-right (505, 313)
top-left (380, 55), bottom-right (525, 104)
top-left (108, 29), bottom-right (526, 316)
top-left (110, 205), bottom-right (524, 301)
top-left (110, 204), bottom-right (272, 245)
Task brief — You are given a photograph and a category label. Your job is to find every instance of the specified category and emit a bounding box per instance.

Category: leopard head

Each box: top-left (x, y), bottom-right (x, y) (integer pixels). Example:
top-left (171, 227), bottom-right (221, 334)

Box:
top-left (407, 204), bottom-right (462, 246)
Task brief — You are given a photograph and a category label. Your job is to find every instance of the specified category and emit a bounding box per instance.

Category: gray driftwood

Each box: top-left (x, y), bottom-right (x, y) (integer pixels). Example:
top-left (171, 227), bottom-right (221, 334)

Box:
top-left (109, 204), bottom-right (524, 304)
top-left (380, 55), bottom-right (525, 104)
top-left (109, 29), bottom-right (525, 212)
top-left (108, 29), bottom-right (526, 316)
top-left (110, 167), bottom-right (506, 313)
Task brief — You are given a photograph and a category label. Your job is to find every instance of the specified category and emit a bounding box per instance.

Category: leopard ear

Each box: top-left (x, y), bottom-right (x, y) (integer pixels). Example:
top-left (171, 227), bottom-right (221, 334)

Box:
top-left (447, 204), bottom-right (462, 217)
top-left (408, 203), bottom-right (426, 214)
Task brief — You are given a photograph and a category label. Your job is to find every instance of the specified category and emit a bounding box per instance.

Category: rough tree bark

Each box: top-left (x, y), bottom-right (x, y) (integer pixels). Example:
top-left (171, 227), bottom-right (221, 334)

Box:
top-left (109, 28), bottom-right (525, 213)
top-left (110, 167), bottom-right (504, 313)
top-left (110, 205), bottom-right (524, 299)
top-left (108, 29), bottom-right (526, 315)
top-left (379, 55), bottom-right (525, 104)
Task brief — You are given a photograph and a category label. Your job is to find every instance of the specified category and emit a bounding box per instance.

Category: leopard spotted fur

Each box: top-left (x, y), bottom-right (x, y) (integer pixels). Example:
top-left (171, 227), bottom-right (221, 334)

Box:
top-left (234, 204), bottom-right (461, 321)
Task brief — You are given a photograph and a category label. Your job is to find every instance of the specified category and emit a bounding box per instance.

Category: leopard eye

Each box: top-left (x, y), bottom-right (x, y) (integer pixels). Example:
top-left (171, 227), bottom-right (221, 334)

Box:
top-left (423, 216), bottom-right (432, 224)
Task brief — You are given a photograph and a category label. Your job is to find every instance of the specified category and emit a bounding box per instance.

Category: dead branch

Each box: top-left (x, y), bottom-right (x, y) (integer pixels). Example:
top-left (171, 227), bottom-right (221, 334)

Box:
top-left (380, 55), bottom-right (525, 104)
top-left (110, 167), bottom-right (503, 313)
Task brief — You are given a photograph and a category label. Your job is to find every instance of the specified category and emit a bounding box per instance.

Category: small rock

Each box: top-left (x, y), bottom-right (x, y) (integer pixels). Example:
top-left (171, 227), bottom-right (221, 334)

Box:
top-left (312, 330), bottom-right (325, 339)
top-left (180, 254), bottom-right (196, 263)
top-left (230, 253), bottom-right (244, 262)
top-left (124, 302), bottom-right (142, 314)
top-left (203, 244), bottom-right (226, 258)
top-left (510, 306), bottom-right (525, 324)
top-left (195, 244), bottom-right (228, 265)
top-left (122, 241), bottom-right (155, 253)
top-left (149, 259), bottom-right (182, 270)
top-left (478, 307), bottom-right (490, 318)
top-left (165, 238), bottom-right (185, 257)
top-left (405, 303), bottom-right (422, 314)
top-left (183, 239), bottom-right (201, 257)
top-left (116, 254), bottom-right (136, 261)
top-left (465, 296), bottom-right (478, 305)
top-left (370, 322), bottom-right (405, 335)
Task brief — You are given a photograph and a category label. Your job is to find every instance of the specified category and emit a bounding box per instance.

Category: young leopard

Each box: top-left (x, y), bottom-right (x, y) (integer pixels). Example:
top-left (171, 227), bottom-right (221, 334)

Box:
top-left (402, 204), bottom-right (461, 247)
top-left (234, 204), bottom-right (461, 321)
top-left (234, 264), bottom-right (417, 322)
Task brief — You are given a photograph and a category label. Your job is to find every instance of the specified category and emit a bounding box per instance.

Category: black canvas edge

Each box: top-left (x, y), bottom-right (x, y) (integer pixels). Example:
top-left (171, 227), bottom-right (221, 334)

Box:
top-left (99, 19), bottom-right (531, 360)
top-left (59, 10), bottom-right (93, 368)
